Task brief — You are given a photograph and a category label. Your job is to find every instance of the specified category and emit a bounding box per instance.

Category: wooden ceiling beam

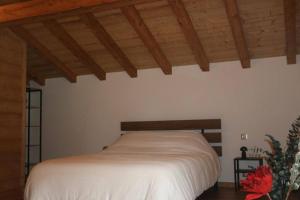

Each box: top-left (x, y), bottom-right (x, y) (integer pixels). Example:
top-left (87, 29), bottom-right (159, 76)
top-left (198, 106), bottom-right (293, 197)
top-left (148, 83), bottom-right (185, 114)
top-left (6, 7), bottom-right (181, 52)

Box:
top-left (43, 19), bottom-right (106, 80)
top-left (168, 0), bottom-right (209, 71)
top-left (122, 5), bottom-right (172, 74)
top-left (0, 0), bottom-right (160, 27)
top-left (10, 26), bottom-right (77, 82)
top-left (283, 0), bottom-right (297, 64)
top-left (223, 0), bottom-right (250, 68)
top-left (81, 13), bottom-right (137, 78)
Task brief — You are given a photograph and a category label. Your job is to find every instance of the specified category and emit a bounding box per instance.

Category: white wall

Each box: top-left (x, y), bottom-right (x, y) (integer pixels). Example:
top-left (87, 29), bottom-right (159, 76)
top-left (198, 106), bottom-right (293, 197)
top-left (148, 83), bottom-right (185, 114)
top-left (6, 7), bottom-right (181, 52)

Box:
top-left (41, 56), bottom-right (300, 182)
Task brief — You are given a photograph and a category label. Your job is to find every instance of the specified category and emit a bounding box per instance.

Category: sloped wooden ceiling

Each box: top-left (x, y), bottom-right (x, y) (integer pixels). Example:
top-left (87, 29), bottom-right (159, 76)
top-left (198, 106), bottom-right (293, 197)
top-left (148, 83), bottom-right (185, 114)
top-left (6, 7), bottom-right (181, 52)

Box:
top-left (0, 0), bottom-right (298, 85)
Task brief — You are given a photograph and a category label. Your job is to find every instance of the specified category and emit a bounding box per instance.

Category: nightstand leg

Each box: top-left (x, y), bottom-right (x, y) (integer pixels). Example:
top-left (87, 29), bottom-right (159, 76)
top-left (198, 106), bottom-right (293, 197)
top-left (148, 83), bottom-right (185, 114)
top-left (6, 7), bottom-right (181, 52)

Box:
top-left (237, 160), bottom-right (240, 190)
top-left (234, 159), bottom-right (237, 191)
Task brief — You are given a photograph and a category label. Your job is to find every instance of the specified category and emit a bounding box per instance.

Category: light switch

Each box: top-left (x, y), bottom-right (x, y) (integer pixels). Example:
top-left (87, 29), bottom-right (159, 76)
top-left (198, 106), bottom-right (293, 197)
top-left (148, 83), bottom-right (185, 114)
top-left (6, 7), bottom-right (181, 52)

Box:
top-left (241, 133), bottom-right (248, 140)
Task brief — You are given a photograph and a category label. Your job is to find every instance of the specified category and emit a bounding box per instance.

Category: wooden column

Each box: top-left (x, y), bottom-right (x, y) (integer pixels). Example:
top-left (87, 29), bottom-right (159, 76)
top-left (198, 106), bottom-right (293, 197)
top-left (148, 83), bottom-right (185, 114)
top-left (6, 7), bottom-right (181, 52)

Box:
top-left (283, 0), bottom-right (297, 64)
top-left (0, 29), bottom-right (26, 199)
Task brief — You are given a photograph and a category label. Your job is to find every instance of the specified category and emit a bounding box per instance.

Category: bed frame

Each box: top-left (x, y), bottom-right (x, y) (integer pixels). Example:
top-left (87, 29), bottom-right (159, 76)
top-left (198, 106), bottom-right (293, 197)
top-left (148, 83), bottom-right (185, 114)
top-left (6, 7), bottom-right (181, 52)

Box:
top-left (121, 119), bottom-right (222, 198)
top-left (121, 119), bottom-right (222, 156)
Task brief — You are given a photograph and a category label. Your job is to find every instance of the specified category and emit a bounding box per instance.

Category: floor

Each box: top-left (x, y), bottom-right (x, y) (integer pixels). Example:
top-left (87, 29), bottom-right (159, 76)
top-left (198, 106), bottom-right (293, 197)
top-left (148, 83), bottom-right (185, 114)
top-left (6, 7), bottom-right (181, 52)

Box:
top-left (199, 188), bottom-right (300, 200)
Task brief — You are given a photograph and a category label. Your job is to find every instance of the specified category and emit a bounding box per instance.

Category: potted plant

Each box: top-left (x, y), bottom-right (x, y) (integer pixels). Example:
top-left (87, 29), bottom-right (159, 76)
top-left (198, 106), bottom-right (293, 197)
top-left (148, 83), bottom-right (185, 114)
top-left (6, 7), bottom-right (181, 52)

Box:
top-left (241, 116), bottom-right (300, 200)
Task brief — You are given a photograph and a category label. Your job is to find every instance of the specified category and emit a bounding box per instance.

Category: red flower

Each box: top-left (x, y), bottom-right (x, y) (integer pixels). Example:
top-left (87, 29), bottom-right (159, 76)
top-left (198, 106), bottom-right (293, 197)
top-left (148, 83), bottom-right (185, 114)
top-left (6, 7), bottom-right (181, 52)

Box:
top-left (241, 166), bottom-right (273, 200)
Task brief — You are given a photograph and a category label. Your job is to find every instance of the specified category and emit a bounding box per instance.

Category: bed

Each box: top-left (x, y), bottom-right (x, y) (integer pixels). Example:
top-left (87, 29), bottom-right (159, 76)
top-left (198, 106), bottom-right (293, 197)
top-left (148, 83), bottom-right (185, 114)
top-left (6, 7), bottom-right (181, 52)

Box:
top-left (25, 119), bottom-right (222, 200)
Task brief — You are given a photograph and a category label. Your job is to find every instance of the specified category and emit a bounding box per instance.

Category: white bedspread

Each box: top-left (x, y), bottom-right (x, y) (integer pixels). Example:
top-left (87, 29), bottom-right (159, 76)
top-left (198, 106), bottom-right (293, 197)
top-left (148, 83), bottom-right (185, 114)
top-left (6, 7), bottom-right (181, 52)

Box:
top-left (25, 131), bottom-right (221, 200)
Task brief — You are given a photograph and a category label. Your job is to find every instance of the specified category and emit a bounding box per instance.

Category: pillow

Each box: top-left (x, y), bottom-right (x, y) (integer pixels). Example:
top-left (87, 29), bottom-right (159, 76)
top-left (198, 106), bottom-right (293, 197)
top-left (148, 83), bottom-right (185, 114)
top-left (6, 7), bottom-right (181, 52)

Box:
top-left (108, 130), bottom-right (214, 155)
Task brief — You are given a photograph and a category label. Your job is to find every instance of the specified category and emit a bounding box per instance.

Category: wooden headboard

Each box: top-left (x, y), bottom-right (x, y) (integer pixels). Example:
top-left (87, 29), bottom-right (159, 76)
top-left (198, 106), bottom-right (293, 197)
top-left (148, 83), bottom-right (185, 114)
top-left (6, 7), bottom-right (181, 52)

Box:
top-left (121, 119), bottom-right (222, 156)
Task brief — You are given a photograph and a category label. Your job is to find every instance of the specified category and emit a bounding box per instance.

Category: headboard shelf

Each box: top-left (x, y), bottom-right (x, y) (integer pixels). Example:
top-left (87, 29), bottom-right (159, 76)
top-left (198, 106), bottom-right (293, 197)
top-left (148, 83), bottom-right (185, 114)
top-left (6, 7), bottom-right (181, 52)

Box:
top-left (121, 119), bottom-right (222, 156)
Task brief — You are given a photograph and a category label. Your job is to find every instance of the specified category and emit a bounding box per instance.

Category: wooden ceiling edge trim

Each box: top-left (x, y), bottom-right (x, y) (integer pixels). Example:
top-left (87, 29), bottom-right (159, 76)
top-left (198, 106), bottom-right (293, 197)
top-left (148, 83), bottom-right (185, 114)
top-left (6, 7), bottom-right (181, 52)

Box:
top-left (223, 0), bottom-right (251, 68)
top-left (0, 0), bottom-right (161, 27)
top-left (10, 26), bottom-right (77, 83)
top-left (29, 67), bottom-right (46, 86)
top-left (121, 5), bottom-right (172, 75)
top-left (43, 19), bottom-right (106, 80)
top-left (33, 78), bottom-right (45, 86)
top-left (283, 0), bottom-right (297, 64)
top-left (80, 13), bottom-right (137, 78)
top-left (28, 74), bottom-right (45, 86)
top-left (168, 0), bottom-right (209, 71)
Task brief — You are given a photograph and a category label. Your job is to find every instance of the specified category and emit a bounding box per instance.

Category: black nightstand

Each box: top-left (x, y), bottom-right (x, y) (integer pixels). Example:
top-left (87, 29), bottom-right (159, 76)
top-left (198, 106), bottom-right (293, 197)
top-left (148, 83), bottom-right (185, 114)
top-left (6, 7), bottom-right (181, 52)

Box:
top-left (234, 157), bottom-right (263, 191)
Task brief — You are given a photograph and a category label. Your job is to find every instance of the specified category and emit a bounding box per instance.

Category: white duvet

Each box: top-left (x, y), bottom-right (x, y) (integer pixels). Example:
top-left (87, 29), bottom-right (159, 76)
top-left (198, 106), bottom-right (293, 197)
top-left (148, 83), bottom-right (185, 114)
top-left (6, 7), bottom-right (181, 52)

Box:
top-left (25, 131), bottom-right (221, 200)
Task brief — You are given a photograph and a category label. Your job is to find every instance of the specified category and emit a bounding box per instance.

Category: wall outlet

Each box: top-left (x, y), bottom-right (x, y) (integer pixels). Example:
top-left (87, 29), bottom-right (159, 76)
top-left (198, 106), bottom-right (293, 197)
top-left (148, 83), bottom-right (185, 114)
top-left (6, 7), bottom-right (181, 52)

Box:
top-left (241, 133), bottom-right (248, 140)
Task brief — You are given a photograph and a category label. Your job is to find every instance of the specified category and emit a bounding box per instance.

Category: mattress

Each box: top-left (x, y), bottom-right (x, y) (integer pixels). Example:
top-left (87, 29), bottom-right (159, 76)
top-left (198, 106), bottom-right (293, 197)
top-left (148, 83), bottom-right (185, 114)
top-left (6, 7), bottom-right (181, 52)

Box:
top-left (25, 131), bottom-right (221, 200)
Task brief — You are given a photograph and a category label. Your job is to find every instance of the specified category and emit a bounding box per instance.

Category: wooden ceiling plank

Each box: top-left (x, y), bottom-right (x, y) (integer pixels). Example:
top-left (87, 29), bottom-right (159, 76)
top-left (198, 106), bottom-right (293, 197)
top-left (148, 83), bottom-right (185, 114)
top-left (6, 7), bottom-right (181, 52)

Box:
top-left (10, 26), bottom-right (77, 82)
top-left (283, 0), bottom-right (297, 64)
top-left (0, 0), bottom-right (160, 27)
top-left (223, 0), bottom-right (250, 68)
top-left (80, 13), bottom-right (137, 78)
top-left (43, 19), bottom-right (106, 80)
top-left (121, 5), bottom-right (172, 75)
top-left (168, 0), bottom-right (209, 71)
